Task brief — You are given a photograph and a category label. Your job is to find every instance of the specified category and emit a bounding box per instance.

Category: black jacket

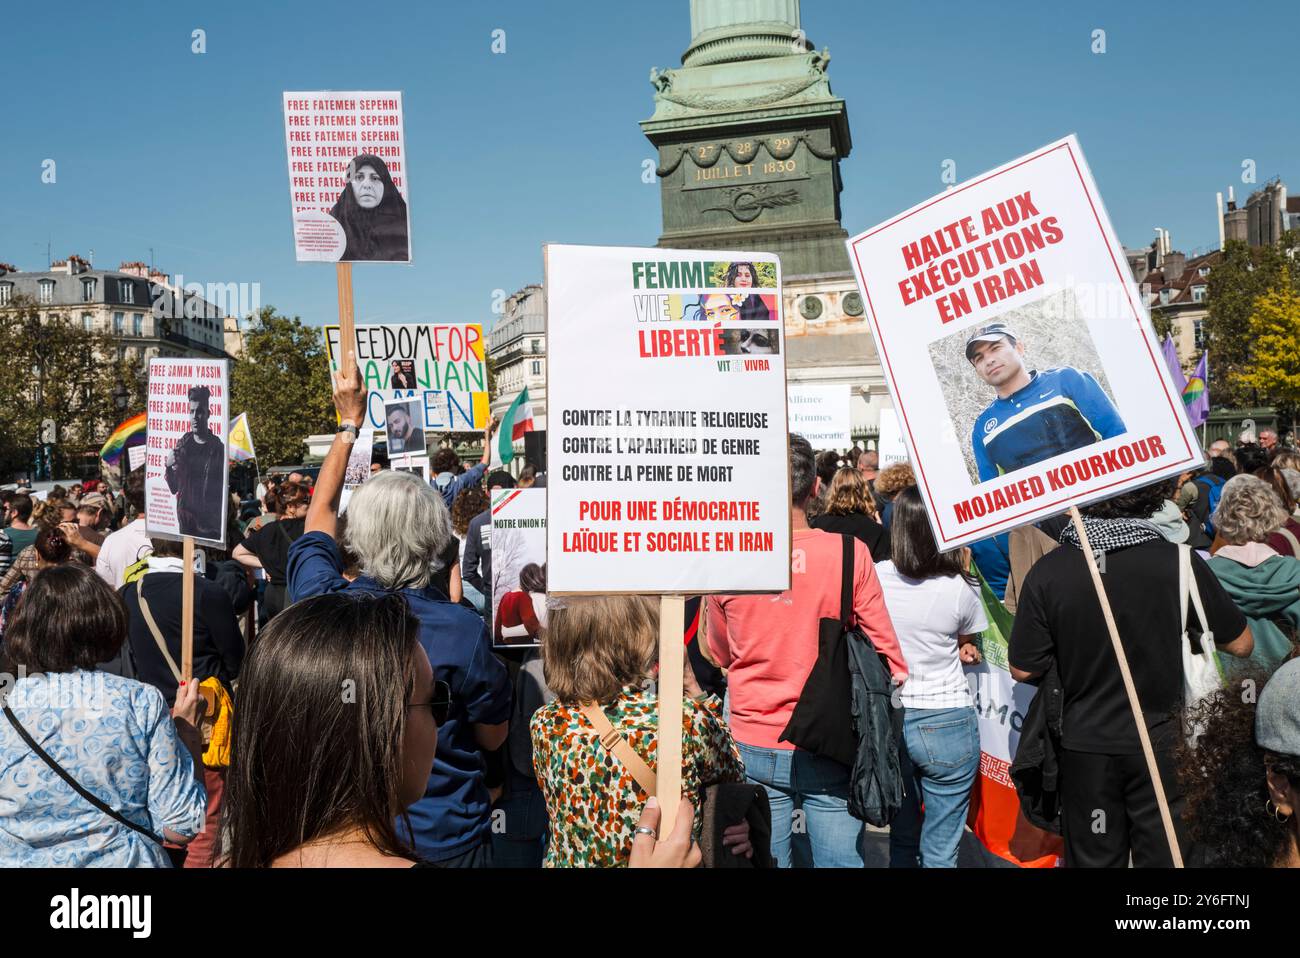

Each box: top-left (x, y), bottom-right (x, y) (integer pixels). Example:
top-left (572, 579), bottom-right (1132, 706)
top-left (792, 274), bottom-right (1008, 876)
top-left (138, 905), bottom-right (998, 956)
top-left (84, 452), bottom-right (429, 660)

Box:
top-left (810, 512), bottom-right (891, 564)
top-left (463, 510), bottom-right (491, 610)
top-left (778, 534), bottom-right (903, 826)
top-left (846, 618), bottom-right (904, 826)
top-left (119, 571), bottom-right (244, 706)
top-left (1009, 662), bottom-right (1064, 834)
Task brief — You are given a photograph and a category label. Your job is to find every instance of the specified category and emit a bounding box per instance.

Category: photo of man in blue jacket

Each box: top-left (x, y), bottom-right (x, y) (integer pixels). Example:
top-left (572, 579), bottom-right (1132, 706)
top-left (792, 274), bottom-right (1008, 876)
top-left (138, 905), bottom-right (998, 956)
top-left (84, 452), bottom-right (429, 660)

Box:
top-left (966, 322), bottom-right (1127, 483)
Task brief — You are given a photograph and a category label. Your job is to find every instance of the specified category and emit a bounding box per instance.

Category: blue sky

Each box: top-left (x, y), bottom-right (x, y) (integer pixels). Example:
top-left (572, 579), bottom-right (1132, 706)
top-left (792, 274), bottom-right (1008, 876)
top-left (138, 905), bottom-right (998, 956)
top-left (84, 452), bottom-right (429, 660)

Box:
top-left (1, 0), bottom-right (1294, 331)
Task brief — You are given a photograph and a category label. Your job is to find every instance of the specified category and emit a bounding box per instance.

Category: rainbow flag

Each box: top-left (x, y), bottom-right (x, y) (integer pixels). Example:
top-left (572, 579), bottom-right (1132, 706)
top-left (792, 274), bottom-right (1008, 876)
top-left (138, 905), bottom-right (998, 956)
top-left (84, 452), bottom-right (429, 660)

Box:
top-left (1182, 352), bottom-right (1209, 427)
top-left (100, 413), bottom-right (146, 466)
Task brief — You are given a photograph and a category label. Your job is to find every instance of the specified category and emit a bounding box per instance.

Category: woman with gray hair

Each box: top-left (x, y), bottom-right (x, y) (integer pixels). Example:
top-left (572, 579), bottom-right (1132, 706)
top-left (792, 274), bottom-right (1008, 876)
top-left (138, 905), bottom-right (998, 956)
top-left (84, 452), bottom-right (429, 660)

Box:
top-left (286, 353), bottom-right (511, 867)
top-left (1206, 474), bottom-right (1300, 676)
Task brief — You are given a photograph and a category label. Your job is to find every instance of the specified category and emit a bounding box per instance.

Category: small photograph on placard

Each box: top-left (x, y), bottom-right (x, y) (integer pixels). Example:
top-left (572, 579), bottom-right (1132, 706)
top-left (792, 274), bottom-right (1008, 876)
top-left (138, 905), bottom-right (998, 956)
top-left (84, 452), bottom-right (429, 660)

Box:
top-left (384, 398), bottom-right (426, 457)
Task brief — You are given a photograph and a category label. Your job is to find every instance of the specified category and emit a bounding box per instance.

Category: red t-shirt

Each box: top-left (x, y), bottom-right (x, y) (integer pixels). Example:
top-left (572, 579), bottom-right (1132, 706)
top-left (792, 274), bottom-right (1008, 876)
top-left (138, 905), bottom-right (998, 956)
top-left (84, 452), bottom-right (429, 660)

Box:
top-left (707, 528), bottom-right (907, 750)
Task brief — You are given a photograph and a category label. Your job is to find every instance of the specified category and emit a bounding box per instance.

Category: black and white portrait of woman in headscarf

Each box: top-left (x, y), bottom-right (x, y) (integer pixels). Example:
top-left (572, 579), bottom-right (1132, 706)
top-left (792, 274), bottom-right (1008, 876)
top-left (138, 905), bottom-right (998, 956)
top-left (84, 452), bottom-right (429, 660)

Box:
top-left (328, 153), bottom-right (410, 262)
top-left (724, 261), bottom-right (771, 323)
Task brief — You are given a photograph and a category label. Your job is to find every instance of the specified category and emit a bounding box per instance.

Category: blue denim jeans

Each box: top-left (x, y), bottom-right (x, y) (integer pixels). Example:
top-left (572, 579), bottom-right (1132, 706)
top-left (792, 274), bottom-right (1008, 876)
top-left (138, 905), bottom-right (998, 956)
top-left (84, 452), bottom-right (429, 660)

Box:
top-left (735, 741), bottom-right (866, 868)
top-left (889, 706), bottom-right (980, 868)
top-left (489, 772), bottom-right (548, 869)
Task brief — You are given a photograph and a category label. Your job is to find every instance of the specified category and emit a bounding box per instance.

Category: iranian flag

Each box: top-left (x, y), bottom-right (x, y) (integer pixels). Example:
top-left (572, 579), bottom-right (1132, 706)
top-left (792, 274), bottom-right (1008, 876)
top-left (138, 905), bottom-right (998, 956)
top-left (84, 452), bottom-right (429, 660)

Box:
top-left (497, 387), bottom-right (535, 465)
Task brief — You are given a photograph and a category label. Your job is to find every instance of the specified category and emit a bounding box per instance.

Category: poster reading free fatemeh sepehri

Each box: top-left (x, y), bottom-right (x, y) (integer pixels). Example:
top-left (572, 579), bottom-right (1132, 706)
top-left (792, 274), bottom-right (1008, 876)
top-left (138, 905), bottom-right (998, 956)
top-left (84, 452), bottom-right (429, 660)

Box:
top-left (283, 92), bottom-right (411, 263)
top-left (845, 135), bottom-right (1201, 549)
top-left (545, 244), bottom-right (791, 595)
top-left (144, 358), bottom-right (230, 549)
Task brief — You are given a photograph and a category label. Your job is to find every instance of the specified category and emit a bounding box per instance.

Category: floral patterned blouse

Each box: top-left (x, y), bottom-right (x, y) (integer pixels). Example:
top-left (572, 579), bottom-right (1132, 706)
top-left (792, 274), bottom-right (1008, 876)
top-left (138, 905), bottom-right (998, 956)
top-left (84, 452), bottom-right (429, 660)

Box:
top-left (530, 683), bottom-right (745, 868)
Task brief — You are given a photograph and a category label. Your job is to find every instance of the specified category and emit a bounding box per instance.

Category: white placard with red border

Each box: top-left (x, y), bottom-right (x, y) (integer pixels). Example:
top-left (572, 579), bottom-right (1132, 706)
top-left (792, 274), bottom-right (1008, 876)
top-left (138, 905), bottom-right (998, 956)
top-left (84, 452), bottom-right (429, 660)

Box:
top-left (846, 135), bottom-right (1200, 547)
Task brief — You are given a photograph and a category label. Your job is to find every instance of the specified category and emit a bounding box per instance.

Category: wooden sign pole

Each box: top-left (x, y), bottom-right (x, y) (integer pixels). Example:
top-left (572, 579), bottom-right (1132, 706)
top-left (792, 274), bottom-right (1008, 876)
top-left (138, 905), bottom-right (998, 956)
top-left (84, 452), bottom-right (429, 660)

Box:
top-left (336, 262), bottom-right (356, 360)
top-left (1068, 506), bottom-right (1184, 867)
top-left (181, 535), bottom-right (195, 683)
top-left (657, 594), bottom-right (686, 836)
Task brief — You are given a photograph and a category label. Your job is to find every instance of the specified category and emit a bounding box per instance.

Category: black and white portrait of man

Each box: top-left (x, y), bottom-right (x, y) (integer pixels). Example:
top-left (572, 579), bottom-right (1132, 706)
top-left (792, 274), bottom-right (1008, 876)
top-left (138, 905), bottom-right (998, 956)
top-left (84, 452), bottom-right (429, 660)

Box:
top-left (164, 385), bottom-right (227, 541)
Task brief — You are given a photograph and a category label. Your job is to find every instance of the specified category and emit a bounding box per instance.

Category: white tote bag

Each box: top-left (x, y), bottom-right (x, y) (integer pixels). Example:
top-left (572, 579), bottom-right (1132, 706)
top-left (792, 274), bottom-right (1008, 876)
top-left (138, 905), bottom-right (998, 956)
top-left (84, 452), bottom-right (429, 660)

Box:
top-left (1179, 544), bottom-right (1223, 739)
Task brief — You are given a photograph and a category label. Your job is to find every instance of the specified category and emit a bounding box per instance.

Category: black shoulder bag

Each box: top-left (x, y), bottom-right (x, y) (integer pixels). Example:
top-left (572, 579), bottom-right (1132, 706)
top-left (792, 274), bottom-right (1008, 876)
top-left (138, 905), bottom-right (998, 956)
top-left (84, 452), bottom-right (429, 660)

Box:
top-left (778, 534), bottom-right (859, 765)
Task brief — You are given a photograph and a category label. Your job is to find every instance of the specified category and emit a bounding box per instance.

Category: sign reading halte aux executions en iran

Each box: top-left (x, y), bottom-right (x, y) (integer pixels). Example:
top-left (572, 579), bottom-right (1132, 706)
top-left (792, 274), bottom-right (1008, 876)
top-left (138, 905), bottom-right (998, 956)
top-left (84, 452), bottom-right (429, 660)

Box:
top-left (846, 135), bottom-right (1200, 548)
top-left (546, 244), bottom-right (791, 594)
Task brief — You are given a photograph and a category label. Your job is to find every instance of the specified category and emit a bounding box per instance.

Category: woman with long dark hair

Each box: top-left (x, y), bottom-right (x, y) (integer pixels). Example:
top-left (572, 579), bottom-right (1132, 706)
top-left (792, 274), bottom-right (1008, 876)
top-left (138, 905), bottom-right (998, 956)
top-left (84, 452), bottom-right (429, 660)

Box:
top-left (722, 261), bottom-right (770, 323)
top-left (875, 486), bottom-right (986, 867)
top-left (328, 154), bottom-right (410, 262)
top-left (223, 591), bottom-right (442, 867)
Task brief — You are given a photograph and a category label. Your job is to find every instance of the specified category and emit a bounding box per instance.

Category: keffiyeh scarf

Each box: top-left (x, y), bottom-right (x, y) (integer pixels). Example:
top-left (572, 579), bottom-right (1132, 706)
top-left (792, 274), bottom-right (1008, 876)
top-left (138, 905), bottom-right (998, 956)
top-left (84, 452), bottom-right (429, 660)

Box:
top-left (1058, 515), bottom-right (1164, 553)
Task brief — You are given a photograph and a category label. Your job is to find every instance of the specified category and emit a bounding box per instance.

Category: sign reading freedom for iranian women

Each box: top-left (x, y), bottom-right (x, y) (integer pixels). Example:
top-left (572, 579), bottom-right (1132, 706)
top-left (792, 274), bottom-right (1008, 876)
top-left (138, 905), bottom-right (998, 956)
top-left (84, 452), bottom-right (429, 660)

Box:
top-left (546, 244), bottom-right (791, 594)
top-left (846, 135), bottom-right (1200, 548)
top-left (324, 323), bottom-right (490, 432)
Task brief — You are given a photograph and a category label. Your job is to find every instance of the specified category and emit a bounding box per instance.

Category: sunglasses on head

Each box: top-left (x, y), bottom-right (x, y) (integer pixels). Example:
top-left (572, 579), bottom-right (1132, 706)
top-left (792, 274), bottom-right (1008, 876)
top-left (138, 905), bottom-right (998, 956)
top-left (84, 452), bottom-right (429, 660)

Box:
top-left (410, 680), bottom-right (452, 727)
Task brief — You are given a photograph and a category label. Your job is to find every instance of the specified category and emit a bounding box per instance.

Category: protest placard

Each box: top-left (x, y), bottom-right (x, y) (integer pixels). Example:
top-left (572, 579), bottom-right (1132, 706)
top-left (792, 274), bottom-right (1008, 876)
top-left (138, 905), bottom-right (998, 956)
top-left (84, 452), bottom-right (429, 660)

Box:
top-left (282, 92), bottom-right (411, 263)
top-left (324, 323), bottom-right (489, 434)
top-left (787, 384), bottom-right (851, 449)
top-left (392, 456), bottom-right (429, 482)
top-left (545, 244), bottom-right (791, 595)
top-left (846, 135), bottom-right (1200, 548)
top-left (145, 358), bottom-right (230, 549)
top-left (489, 488), bottom-right (546, 650)
top-left (877, 410), bottom-right (908, 468)
top-left (127, 445), bottom-right (146, 472)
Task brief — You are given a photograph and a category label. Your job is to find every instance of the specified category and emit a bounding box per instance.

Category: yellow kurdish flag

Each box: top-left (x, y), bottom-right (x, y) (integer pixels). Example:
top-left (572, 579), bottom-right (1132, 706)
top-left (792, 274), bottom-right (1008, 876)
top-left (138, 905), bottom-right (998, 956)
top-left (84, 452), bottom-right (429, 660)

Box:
top-left (229, 413), bottom-right (256, 462)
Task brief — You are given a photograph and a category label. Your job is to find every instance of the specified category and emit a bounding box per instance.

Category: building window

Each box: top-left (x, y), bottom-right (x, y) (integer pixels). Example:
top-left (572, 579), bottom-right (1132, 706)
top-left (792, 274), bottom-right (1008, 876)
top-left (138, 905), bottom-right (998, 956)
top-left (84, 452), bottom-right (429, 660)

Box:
top-left (531, 360), bottom-right (541, 375)
top-left (119, 280), bottom-right (134, 304)
top-left (1194, 319), bottom-right (1206, 350)
top-left (38, 280), bottom-right (54, 304)
top-left (82, 313), bottom-right (93, 332)
top-left (1198, 266), bottom-right (1210, 277)
top-left (133, 313), bottom-right (144, 336)
top-left (1191, 285), bottom-right (1207, 304)
top-left (81, 278), bottom-right (95, 302)
top-left (531, 340), bottom-right (540, 354)
top-left (113, 312), bottom-right (124, 335)
top-left (1159, 288), bottom-right (1173, 305)
top-left (0, 284), bottom-right (10, 305)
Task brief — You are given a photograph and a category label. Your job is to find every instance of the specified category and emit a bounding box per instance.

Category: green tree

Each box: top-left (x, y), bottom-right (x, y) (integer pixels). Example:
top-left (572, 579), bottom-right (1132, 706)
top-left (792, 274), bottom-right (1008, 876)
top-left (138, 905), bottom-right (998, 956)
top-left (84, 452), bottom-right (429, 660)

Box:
top-left (1232, 269), bottom-right (1300, 420)
top-left (0, 295), bottom-right (145, 478)
top-left (1205, 232), bottom-right (1300, 406)
top-left (230, 307), bottom-right (336, 467)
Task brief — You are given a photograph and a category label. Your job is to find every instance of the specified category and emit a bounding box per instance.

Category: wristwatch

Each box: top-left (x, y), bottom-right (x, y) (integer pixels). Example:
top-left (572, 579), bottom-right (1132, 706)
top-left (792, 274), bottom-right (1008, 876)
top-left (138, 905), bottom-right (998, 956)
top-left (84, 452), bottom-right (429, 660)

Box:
top-left (337, 421), bottom-right (359, 445)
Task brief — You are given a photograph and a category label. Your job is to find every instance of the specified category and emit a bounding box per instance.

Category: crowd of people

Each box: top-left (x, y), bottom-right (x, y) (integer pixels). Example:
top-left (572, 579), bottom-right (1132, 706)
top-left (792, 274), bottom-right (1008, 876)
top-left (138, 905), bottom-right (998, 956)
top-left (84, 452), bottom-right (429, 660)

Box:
top-left (1, 368), bottom-right (1297, 869)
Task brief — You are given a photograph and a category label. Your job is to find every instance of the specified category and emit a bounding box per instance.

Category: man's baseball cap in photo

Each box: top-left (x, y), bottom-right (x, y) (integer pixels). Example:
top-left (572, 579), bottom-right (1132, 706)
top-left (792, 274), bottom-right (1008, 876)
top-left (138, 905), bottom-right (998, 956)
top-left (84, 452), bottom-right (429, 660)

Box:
top-left (79, 493), bottom-right (109, 510)
top-left (1256, 658), bottom-right (1300, 757)
top-left (965, 322), bottom-right (1018, 359)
